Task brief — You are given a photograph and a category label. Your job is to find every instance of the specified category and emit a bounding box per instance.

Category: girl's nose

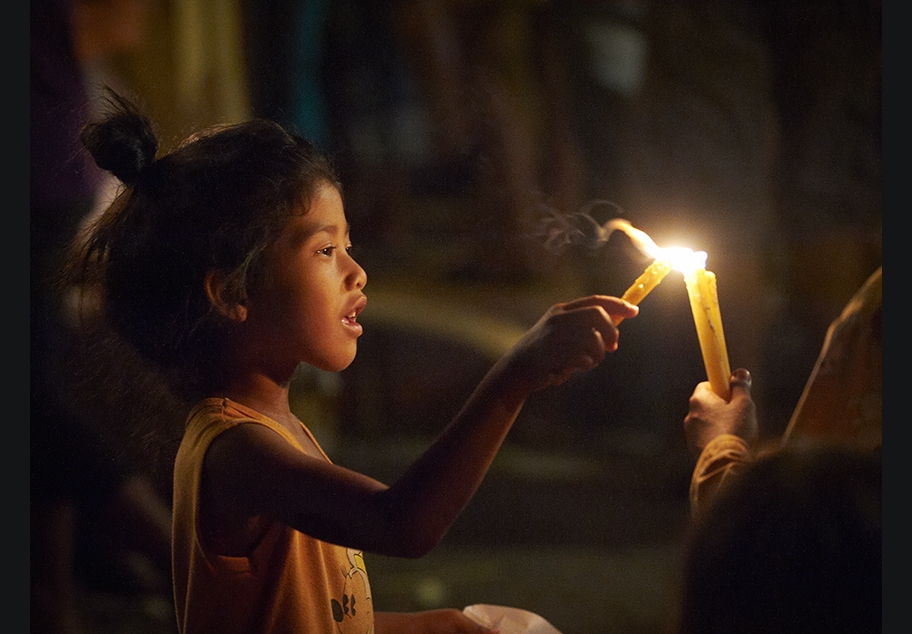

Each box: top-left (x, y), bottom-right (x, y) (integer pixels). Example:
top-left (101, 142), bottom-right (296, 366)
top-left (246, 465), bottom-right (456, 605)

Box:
top-left (348, 255), bottom-right (367, 289)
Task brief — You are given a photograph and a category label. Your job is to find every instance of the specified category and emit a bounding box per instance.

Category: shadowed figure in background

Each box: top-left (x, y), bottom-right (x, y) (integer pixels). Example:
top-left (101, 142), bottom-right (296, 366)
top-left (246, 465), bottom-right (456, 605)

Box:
top-left (31, 2), bottom-right (173, 632)
top-left (674, 443), bottom-right (881, 634)
top-left (674, 266), bottom-right (882, 633)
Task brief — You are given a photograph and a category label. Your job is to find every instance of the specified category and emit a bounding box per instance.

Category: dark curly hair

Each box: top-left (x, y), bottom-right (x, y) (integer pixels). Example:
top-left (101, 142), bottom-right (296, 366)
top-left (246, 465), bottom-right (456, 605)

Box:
top-left (68, 90), bottom-right (341, 402)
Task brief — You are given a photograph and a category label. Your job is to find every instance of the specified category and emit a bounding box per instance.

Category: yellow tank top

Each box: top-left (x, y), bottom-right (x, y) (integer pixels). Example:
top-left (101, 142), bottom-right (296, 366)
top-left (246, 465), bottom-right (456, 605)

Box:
top-left (172, 398), bottom-right (374, 633)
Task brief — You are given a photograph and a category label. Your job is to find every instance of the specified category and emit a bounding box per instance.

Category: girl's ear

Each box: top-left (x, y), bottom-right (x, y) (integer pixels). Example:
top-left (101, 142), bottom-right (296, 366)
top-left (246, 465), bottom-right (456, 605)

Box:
top-left (204, 269), bottom-right (248, 322)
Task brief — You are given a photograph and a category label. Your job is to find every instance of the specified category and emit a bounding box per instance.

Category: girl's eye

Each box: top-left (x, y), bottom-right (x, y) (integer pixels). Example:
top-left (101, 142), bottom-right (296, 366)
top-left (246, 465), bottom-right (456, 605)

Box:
top-left (345, 244), bottom-right (357, 256)
top-left (318, 246), bottom-right (336, 257)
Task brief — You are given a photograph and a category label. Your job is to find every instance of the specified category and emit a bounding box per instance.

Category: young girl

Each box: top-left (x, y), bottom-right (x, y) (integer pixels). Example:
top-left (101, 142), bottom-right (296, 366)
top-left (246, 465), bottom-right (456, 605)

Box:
top-left (69, 92), bottom-right (639, 634)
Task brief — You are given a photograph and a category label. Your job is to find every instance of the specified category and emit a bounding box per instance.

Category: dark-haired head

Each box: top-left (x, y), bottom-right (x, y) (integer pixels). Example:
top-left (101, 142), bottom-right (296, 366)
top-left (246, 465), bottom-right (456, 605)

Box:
top-left (69, 92), bottom-right (341, 401)
top-left (675, 444), bottom-right (882, 634)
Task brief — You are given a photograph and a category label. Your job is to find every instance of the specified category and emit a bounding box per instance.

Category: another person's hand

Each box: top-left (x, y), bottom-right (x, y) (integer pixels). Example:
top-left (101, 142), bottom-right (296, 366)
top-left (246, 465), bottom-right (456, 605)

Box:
top-left (684, 368), bottom-right (758, 458)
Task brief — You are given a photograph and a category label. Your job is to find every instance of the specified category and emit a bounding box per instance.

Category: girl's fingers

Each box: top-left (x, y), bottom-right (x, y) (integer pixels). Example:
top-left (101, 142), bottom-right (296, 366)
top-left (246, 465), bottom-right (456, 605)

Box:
top-left (561, 294), bottom-right (639, 318)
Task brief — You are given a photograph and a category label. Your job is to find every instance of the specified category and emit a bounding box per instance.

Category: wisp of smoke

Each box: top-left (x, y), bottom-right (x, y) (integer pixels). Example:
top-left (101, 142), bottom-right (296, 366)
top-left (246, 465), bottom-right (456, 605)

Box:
top-left (533, 200), bottom-right (657, 258)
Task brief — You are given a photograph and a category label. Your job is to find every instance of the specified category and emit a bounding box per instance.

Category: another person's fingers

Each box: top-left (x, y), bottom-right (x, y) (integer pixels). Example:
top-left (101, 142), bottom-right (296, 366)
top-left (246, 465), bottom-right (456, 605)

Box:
top-left (730, 368), bottom-right (752, 393)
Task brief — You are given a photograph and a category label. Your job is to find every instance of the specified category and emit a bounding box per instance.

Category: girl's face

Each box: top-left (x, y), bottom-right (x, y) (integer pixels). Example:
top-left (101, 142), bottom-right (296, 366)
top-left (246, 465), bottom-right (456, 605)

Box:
top-left (244, 182), bottom-right (367, 375)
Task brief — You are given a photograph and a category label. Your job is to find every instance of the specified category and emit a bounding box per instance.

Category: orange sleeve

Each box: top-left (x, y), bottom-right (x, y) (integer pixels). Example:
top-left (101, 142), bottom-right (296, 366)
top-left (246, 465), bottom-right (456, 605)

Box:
top-left (689, 434), bottom-right (753, 517)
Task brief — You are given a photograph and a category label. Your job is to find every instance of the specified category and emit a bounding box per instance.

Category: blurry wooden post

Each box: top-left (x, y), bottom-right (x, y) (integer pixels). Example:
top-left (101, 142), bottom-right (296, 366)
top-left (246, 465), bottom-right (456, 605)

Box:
top-left (117, 0), bottom-right (252, 153)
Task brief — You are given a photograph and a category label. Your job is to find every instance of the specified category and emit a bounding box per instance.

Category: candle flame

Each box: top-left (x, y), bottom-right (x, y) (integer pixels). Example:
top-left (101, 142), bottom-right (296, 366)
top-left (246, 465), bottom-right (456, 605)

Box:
top-left (600, 219), bottom-right (707, 273)
top-left (534, 210), bottom-right (710, 273)
top-left (598, 219), bottom-right (661, 256)
top-left (664, 248), bottom-right (707, 274)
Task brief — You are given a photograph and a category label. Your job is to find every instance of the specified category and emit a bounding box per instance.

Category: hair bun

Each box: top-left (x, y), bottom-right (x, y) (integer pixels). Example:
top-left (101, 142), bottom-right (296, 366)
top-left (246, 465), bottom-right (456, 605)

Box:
top-left (81, 90), bottom-right (159, 186)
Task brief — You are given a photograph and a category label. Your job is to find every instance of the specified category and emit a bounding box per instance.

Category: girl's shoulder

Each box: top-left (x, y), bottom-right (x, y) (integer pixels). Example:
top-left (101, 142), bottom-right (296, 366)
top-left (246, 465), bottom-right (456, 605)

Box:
top-left (184, 397), bottom-right (295, 447)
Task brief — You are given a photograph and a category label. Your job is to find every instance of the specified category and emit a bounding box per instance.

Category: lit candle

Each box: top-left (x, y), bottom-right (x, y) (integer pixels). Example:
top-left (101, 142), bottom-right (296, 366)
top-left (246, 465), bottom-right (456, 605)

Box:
top-left (616, 258), bottom-right (673, 325)
top-left (621, 258), bottom-right (673, 305)
top-left (681, 253), bottom-right (732, 400)
top-left (603, 219), bottom-right (673, 325)
top-left (599, 219), bottom-right (731, 399)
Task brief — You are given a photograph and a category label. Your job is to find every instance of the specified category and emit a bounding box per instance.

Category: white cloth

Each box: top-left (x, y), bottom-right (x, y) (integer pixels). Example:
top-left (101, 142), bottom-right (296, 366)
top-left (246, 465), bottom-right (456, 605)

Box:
top-left (463, 604), bottom-right (563, 634)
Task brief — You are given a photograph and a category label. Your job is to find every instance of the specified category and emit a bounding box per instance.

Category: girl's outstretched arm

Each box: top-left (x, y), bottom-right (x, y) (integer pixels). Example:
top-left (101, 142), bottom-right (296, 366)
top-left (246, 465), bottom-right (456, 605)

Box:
top-left (204, 295), bottom-right (637, 557)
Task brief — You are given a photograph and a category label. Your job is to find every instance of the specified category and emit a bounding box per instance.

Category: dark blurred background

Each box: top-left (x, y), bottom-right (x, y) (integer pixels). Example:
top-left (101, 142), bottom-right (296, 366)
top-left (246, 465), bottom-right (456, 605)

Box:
top-left (31, 1), bottom-right (881, 633)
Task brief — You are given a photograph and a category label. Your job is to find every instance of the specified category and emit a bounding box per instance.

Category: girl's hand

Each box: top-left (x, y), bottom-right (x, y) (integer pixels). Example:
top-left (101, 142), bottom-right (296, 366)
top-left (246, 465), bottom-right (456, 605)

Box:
top-left (374, 609), bottom-right (498, 634)
top-left (684, 368), bottom-right (758, 458)
top-left (504, 295), bottom-right (638, 394)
